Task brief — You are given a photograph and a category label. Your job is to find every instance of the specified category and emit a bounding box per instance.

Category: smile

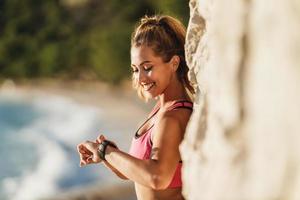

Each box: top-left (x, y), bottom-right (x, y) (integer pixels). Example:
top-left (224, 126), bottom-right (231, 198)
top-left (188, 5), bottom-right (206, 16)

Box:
top-left (143, 83), bottom-right (154, 91)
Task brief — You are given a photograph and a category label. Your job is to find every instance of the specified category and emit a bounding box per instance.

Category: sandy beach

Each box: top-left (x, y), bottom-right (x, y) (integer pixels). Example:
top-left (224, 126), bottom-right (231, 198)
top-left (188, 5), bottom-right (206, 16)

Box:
top-left (1, 79), bottom-right (153, 200)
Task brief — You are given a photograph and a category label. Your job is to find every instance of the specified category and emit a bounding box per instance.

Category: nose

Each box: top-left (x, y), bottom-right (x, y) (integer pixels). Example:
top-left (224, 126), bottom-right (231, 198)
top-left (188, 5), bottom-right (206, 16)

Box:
top-left (137, 70), bottom-right (147, 84)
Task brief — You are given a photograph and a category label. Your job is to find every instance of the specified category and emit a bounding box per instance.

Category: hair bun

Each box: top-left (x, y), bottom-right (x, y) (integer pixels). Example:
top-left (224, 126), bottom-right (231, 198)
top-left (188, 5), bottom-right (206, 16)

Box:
top-left (140, 15), bottom-right (160, 27)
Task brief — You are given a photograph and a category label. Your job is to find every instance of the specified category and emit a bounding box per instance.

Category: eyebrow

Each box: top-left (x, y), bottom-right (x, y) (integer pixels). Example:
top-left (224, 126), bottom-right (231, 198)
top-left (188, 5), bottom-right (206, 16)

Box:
top-left (131, 60), bottom-right (151, 67)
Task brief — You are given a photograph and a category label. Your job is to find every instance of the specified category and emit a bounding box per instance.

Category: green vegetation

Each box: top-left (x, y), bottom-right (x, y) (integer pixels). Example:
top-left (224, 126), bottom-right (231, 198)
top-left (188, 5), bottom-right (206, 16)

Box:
top-left (0, 0), bottom-right (189, 84)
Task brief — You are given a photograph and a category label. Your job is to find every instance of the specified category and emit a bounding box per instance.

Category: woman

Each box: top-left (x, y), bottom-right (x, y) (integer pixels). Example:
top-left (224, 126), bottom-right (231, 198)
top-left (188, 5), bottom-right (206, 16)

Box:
top-left (77, 15), bottom-right (195, 200)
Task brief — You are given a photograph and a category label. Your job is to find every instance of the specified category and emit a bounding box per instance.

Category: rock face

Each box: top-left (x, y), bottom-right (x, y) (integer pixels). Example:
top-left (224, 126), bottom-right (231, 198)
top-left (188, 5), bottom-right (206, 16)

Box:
top-left (180, 0), bottom-right (300, 199)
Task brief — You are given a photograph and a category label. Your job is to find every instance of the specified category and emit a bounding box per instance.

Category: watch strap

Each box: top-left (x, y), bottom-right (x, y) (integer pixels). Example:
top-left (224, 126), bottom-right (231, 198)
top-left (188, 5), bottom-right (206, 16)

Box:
top-left (98, 140), bottom-right (117, 161)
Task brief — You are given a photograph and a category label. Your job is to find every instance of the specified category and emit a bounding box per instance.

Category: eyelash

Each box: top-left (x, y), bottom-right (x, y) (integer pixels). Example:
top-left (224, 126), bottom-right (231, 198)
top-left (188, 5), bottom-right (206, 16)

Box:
top-left (131, 66), bottom-right (153, 73)
top-left (144, 66), bottom-right (153, 72)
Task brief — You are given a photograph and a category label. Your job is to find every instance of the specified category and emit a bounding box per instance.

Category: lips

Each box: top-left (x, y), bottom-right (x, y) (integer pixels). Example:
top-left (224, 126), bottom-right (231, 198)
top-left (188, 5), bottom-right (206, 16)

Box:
top-left (143, 83), bottom-right (154, 91)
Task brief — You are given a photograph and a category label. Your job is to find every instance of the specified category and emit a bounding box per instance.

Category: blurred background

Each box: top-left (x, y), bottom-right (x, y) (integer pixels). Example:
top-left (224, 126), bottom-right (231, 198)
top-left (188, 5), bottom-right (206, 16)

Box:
top-left (0, 0), bottom-right (189, 83)
top-left (0, 0), bottom-right (189, 200)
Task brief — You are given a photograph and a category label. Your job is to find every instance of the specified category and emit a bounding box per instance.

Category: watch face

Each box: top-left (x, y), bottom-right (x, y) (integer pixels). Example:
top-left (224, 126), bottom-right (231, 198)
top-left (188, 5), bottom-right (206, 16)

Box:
top-left (98, 143), bottom-right (106, 160)
top-left (99, 144), bottom-right (105, 151)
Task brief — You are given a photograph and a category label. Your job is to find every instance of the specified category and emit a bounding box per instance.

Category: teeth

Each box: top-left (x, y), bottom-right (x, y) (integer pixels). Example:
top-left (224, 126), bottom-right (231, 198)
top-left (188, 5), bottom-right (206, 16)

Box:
top-left (143, 83), bottom-right (154, 91)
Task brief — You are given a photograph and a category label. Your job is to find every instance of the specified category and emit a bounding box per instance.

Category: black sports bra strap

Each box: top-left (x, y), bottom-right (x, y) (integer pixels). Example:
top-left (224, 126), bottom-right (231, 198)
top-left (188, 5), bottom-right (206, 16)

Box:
top-left (168, 100), bottom-right (193, 111)
top-left (172, 106), bottom-right (193, 111)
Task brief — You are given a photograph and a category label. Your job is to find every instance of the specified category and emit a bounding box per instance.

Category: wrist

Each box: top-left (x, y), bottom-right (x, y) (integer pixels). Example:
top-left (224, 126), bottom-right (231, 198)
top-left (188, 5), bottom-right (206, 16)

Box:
top-left (97, 140), bottom-right (117, 161)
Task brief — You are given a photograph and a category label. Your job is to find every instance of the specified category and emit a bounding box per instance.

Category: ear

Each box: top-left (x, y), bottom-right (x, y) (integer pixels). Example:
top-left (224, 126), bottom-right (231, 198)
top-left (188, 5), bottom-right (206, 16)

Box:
top-left (169, 55), bottom-right (180, 72)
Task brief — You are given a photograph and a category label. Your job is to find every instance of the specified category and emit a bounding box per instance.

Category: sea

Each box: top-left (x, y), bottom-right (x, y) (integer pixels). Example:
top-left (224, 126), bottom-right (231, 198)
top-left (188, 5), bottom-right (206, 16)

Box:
top-left (0, 88), bottom-right (126, 200)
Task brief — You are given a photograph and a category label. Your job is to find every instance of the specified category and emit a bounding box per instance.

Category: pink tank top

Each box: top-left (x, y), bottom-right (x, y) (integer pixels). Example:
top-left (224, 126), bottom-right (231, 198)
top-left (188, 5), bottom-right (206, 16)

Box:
top-left (129, 100), bottom-right (193, 188)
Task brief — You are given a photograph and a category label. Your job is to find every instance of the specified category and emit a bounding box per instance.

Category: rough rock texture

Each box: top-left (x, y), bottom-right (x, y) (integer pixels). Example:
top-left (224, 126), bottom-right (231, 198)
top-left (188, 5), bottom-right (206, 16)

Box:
top-left (180, 0), bottom-right (300, 199)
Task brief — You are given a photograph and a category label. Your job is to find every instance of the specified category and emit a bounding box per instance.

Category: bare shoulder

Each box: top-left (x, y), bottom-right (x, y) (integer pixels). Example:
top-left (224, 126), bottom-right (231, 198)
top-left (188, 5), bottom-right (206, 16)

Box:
top-left (155, 109), bottom-right (192, 138)
top-left (150, 106), bottom-right (193, 161)
top-left (156, 112), bottom-right (180, 129)
top-left (156, 108), bottom-right (192, 133)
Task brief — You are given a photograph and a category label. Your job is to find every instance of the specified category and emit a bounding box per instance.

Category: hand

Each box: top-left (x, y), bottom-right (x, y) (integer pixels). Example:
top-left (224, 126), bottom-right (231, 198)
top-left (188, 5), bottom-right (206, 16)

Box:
top-left (77, 140), bottom-right (101, 167)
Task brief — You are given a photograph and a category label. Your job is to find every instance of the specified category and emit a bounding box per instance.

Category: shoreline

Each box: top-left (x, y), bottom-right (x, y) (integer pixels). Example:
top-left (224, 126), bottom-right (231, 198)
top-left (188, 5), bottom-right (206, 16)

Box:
top-left (0, 78), bottom-right (150, 108)
top-left (0, 79), bottom-right (148, 200)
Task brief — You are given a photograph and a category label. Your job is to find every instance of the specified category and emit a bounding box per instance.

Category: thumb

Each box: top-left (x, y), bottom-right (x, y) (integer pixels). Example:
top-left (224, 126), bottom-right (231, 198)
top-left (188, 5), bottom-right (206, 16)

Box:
top-left (92, 150), bottom-right (101, 162)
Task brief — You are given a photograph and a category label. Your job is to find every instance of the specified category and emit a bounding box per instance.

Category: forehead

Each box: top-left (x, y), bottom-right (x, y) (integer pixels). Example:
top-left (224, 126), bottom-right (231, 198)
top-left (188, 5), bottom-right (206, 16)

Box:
top-left (131, 45), bottom-right (159, 65)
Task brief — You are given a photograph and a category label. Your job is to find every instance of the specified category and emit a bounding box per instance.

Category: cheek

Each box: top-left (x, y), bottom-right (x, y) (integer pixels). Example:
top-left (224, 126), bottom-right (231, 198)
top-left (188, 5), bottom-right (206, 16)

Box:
top-left (151, 69), bottom-right (169, 84)
top-left (147, 71), bottom-right (153, 77)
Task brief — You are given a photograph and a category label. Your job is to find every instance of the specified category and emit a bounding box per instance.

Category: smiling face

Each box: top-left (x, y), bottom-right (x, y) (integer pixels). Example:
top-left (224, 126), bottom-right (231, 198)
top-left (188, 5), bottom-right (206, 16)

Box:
top-left (131, 45), bottom-right (175, 100)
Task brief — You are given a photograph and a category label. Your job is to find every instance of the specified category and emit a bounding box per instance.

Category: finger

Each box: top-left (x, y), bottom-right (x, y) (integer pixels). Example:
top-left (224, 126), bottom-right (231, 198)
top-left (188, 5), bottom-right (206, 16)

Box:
top-left (80, 158), bottom-right (87, 167)
top-left (77, 144), bottom-right (84, 153)
top-left (79, 148), bottom-right (90, 154)
top-left (78, 144), bottom-right (89, 167)
top-left (87, 156), bottom-right (93, 164)
top-left (78, 144), bottom-right (88, 153)
top-left (80, 160), bottom-right (85, 167)
top-left (79, 148), bottom-right (93, 157)
top-left (96, 134), bottom-right (105, 143)
top-left (96, 134), bottom-right (106, 144)
top-left (81, 153), bottom-right (92, 166)
top-left (83, 154), bottom-right (89, 160)
top-left (78, 147), bottom-right (90, 167)
top-left (80, 160), bottom-right (86, 166)
top-left (82, 153), bottom-right (91, 157)
top-left (80, 160), bottom-right (88, 167)
top-left (79, 151), bottom-right (85, 165)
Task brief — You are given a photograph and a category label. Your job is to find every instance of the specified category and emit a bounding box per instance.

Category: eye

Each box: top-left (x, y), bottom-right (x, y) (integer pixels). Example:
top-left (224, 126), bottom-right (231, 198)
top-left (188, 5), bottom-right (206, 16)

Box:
top-left (144, 66), bottom-right (153, 72)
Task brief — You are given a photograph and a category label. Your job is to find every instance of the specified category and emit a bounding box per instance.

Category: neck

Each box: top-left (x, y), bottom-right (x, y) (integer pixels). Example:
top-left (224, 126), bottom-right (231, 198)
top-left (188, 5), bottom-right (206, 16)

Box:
top-left (158, 77), bottom-right (189, 107)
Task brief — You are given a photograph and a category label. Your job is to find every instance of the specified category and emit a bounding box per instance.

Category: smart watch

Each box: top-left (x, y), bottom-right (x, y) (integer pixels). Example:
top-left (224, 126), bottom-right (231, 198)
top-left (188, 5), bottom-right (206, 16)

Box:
top-left (98, 140), bottom-right (117, 161)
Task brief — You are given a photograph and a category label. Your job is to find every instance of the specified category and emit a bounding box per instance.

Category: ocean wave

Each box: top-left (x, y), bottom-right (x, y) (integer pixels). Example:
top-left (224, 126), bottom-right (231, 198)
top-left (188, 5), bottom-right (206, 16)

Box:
top-left (0, 91), bottom-right (110, 200)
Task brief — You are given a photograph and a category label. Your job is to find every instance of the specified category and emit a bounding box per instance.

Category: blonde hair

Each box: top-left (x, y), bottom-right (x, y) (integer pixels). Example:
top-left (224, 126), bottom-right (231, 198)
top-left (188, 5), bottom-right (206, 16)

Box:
top-left (131, 15), bottom-right (195, 101)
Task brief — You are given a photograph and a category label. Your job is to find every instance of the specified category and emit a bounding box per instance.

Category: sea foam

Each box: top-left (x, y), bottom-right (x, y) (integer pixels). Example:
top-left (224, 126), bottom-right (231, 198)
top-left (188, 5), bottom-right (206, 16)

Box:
top-left (0, 90), bottom-right (113, 200)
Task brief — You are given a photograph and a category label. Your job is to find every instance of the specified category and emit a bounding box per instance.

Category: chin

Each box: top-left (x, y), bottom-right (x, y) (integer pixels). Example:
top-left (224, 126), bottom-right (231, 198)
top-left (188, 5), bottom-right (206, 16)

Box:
top-left (144, 91), bottom-right (158, 100)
